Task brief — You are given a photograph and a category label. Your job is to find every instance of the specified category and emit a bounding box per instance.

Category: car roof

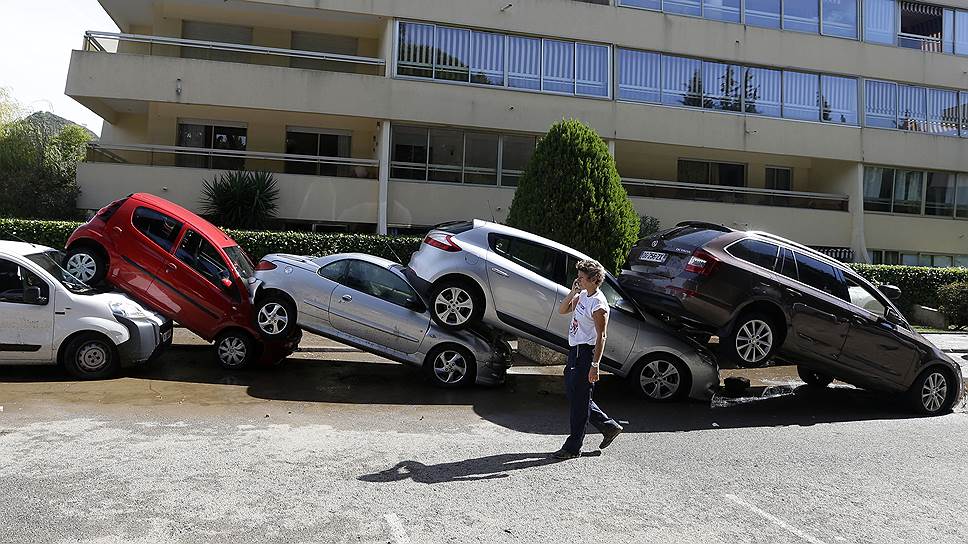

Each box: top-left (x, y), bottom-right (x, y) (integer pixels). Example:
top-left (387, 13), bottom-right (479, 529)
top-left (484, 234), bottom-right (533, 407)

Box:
top-left (743, 231), bottom-right (850, 271)
top-left (469, 220), bottom-right (594, 261)
top-left (316, 252), bottom-right (401, 270)
top-left (0, 241), bottom-right (55, 257)
top-left (129, 193), bottom-right (238, 248)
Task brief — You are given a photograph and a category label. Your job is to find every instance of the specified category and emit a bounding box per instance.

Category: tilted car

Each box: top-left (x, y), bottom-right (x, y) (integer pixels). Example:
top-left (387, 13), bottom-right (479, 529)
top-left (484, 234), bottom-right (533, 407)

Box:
top-left (64, 193), bottom-right (299, 369)
top-left (249, 252), bottom-right (512, 387)
top-left (405, 220), bottom-right (719, 402)
top-left (618, 221), bottom-right (963, 415)
top-left (0, 241), bottom-right (171, 379)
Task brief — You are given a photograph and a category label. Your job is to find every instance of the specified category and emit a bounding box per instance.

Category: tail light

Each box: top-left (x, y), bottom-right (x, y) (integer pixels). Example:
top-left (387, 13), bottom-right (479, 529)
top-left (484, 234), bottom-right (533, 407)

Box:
top-left (423, 233), bottom-right (461, 252)
top-left (255, 260), bottom-right (277, 271)
top-left (684, 249), bottom-right (719, 276)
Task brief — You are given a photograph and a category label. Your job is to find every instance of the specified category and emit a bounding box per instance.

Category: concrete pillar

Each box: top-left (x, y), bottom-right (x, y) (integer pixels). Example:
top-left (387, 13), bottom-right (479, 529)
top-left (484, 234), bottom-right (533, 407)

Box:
top-left (847, 162), bottom-right (871, 263)
top-left (381, 17), bottom-right (395, 77)
top-left (607, 139), bottom-right (616, 158)
top-left (377, 120), bottom-right (391, 235)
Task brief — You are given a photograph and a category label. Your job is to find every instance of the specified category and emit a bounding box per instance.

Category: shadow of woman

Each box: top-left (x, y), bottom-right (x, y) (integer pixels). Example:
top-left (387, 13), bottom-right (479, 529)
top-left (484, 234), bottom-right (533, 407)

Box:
top-left (358, 452), bottom-right (594, 484)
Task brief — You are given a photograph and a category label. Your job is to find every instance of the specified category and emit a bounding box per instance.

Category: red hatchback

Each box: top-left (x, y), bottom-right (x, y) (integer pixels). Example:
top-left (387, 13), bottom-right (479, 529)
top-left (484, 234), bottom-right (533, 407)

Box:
top-left (65, 193), bottom-right (299, 368)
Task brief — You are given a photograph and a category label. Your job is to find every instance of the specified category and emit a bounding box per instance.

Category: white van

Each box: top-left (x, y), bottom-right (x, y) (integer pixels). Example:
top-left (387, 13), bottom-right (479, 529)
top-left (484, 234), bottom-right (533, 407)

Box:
top-left (0, 241), bottom-right (171, 379)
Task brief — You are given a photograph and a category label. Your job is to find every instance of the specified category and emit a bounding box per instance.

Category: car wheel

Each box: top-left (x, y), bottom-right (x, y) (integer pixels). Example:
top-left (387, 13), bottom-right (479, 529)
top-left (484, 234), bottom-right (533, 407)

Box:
top-left (429, 279), bottom-right (482, 331)
top-left (797, 366), bottom-right (834, 388)
top-left (254, 294), bottom-right (297, 339)
top-left (908, 367), bottom-right (957, 416)
top-left (63, 333), bottom-right (119, 379)
top-left (629, 355), bottom-right (691, 402)
top-left (214, 330), bottom-right (256, 370)
top-left (727, 313), bottom-right (779, 368)
top-left (64, 247), bottom-right (107, 285)
top-left (425, 345), bottom-right (477, 388)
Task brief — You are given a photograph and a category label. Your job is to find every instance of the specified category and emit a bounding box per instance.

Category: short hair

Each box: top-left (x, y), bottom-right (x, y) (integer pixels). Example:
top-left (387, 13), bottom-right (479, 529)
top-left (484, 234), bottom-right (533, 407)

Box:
top-left (576, 259), bottom-right (605, 286)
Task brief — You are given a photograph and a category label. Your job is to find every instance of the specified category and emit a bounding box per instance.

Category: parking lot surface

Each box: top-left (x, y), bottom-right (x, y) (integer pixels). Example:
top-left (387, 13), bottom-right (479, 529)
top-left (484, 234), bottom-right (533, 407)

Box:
top-left (1, 333), bottom-right (967, 544)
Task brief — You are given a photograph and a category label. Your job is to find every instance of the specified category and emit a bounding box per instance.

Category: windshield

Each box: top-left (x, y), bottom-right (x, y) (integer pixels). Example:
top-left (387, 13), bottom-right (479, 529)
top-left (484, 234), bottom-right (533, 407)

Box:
top-left (25, 250), bottom-right (94, 294)
top-left (225, 246), bottom-right (254, 280)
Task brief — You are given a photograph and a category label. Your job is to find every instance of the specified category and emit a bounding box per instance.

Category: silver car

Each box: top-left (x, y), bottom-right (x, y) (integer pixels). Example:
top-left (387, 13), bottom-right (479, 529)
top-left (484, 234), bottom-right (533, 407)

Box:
top-left (406, 220), bottom-right (720, 402)
top-left (248, 252), bottom-right (510, 387)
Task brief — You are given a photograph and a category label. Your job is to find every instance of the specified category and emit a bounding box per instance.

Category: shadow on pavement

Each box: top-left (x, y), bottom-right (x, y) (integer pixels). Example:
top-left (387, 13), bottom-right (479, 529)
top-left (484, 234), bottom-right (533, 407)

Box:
top-left (358, 452), bottom-right (567, 484)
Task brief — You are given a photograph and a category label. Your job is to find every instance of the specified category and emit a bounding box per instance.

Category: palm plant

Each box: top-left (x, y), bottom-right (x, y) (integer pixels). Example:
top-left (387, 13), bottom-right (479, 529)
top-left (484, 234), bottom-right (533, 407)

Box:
top-left (200, 170), bottom-right (280, 229)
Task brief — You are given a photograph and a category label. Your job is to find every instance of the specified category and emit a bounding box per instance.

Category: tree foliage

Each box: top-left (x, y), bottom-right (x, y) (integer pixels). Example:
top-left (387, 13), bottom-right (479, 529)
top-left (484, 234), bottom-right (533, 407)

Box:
top-left (200, 170), bottom-right (280, 230)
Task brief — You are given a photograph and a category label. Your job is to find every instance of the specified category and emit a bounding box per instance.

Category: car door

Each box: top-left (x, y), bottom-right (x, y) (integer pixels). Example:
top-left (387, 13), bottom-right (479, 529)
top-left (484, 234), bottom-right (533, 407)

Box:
top-left (485, 234), bottom-right (560, 335)
top-left (0, 257), bottom-right (54, 363)
top-left (114, 206), bottom-right (184, 297)
top-left (838, 274), bottom-right (920, 388)
top-left (295, 259), bottom-right (346, 330)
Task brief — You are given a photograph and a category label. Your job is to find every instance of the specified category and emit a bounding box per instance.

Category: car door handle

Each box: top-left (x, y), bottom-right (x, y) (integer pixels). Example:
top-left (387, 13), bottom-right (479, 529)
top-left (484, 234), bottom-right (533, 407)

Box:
top-left (165, 262), bottom-right (177, 272)
top-left (112, 226), bottom-right (123, 233)
top-left (341, 294), bottom-right (353, 302)
top-left (491, 267), bottom-right (510, 277)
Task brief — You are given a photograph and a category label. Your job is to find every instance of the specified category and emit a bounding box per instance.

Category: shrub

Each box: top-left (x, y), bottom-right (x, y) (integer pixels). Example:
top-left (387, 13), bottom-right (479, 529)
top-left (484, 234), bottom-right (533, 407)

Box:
top-left (200, 170), bottom-right (279, 230)
top-left (848, 264), bottom-right (968, 314)
top-left (937, 282), bottom-right (968, 329)
top-left (506, 119), bottom-right (639, 273)
top-left (639, 216), bottom-right (661, 239)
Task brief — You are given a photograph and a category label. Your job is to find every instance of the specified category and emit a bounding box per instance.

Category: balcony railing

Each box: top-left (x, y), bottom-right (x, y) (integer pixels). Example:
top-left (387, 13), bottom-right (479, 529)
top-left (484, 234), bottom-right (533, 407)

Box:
top-left (897, 33), bottom-right (944, 53)
top-left (82, 31), bottom-right (387, 76)
top-left (85, 143), bottom-right (380, 179)
top-left (621, 178), bottom-right (850, 212)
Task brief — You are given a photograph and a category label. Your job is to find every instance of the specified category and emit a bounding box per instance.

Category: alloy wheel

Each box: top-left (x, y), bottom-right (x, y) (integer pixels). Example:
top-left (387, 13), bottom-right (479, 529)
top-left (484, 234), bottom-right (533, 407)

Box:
top-left (735, 319), bottom-right (773, 364)
top-left (66, 253), bottom-right (97, 283)
top-left (434, 288), bottom-right (474, 326)
top-left (921, 372), bottom-right (948, 413)
top-left (257, 303), bottom-right (289, 335)
top-left (76, 341), bottom-right (109, 372)
top-left (433, 350), bottom-right (468, 384)
top-left (218, 337), bottom-right (248, 368)
top-left (639, 359), bottom-right (681, 400)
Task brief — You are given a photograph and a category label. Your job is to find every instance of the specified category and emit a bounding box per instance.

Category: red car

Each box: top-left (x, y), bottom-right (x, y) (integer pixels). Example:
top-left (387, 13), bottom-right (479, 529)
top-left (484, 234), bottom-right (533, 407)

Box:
top-left (64, 193), bottom-right (299, 369)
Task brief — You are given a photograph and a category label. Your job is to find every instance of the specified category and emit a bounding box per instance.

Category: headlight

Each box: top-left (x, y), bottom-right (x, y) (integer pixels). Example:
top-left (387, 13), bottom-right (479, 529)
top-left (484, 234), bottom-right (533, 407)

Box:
top-left (110, 300), bottom-right (147, 319)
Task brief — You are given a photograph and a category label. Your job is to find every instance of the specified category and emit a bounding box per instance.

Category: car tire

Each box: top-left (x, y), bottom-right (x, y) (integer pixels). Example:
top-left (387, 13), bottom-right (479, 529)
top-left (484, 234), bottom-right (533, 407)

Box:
top-left (63, 333), bottom-right (119, 380)
top-left (797, 366), bottom-right (834, 388)
top-left (254, 294), bottom-right (297, 339)
top-left (64, 246), bottom-right (107, 285)
top-left (425, 345), bottom-right (477, 388)
top-left (726, 312), bottom-right (780, 368)
top-left (429, 279), bottom-right (483, 331)
top-left (907, 367), bottom-right (957, 416)
top-left (628, 355), bottom-right (691, 403)
top-left (214, 330), bottom-right (257, 370)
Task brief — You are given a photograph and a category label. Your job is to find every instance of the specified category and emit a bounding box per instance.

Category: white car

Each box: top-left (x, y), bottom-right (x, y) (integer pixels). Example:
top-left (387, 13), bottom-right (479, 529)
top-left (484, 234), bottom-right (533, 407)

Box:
top-left (0, 241), bottom-right (172, 379)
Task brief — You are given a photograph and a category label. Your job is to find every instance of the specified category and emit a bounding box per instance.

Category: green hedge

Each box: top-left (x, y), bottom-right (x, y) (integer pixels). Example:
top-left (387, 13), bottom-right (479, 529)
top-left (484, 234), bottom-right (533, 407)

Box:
top-left (849, 264), bottom-right (968, 313)
top-left (0, 218), bottom-right (422, 262)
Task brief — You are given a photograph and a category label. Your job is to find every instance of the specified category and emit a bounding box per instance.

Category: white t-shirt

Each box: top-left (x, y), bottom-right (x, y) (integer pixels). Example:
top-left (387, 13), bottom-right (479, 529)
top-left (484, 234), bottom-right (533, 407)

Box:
top-left (568, 289), bottom-right (610, 347)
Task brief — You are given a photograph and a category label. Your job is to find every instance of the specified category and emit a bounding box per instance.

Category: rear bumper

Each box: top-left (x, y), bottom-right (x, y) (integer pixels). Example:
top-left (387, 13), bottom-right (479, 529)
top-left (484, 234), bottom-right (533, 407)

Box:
top-left (619, 273), bottom-right (717, 330)
top-left (257, 328), bottom-right (303, 365)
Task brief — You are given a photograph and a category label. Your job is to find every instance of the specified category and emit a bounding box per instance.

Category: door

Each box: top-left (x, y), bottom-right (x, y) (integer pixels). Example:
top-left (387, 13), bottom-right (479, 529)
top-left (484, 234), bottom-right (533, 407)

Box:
top-left (116, 206), bottom-right (184, 297)
top-left (296, 259), bottom-right (346, 330)
top-left (780, 250), bottom-right (852, 365)
top-left (838, 275), bottom-right (920, 387)
top-left (485, 234), bottom-right (561, 334)
top-left (0, 258), bottom-right (54, 363)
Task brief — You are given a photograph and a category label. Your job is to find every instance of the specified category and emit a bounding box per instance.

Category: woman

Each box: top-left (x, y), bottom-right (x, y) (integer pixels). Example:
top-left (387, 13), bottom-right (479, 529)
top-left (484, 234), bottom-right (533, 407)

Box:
top-left (553, 259), bottom-right (623, 460)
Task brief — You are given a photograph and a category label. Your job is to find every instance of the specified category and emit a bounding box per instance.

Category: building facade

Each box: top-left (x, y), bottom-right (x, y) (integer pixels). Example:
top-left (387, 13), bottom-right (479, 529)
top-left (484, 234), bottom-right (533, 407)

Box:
top-left (67, 0), bottom-right (968, 265)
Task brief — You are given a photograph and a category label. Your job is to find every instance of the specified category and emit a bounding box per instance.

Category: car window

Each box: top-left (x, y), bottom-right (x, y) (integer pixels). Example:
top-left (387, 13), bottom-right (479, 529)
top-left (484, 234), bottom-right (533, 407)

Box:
top-left (654, 225), bottom-right (725, 247)
top-left (344, 260), bottom-right (418, 308)
top-left (491, 235), bottom-right (558, 281)
top-left (318, 260), bottom-right (347, 282)
top-left (133, 207), bottom-right (183, 252)
top-left (224, 246), bottom-right (253, 280)
top-left (175, 230), bottom-right (231, 289)
top-left (0, 258), bottom-right (49, 305)
top-left (598, 280), bottom-right (625, 308)
top-left (562, 254), bottom-right (581, 288)
top-left (727, 239), bottom-right (780, 270)
top-left (777, 248), bottom-right (798, 281)
top-left (793, 252), bottom-right (848, 300)
top-left (845, 276), bottom-right (887, 316)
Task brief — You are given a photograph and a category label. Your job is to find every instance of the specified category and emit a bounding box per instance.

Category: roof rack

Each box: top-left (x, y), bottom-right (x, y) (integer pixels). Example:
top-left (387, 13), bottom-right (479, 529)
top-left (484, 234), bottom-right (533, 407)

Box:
top-left (747, 231), bottom-right (848, 268)
top-left (674, 221), bottom-right (734, 232)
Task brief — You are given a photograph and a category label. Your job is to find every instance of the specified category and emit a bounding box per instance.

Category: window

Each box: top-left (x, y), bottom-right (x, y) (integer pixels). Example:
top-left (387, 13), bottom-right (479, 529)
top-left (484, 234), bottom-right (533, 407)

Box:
top-left (766, 167), bottom-right (793, 190)
top-left (133, 208), bottom-right (183, 252)
top-left (784, 0), bottom-right (820, 33)
top-left (863, 166), bottom-right (894, 212)
top-left (472, 31), bottom-right (505, 86)
top-left (777, 248), bottom-right (798, 280)
top-left (793, 252), bottom-right (846, 298)
top-left (924, 172), bottom-right (956, 216)
top-left (663, 56), bottom-right (703, 107)
top-left (181, 21), bottom-right (252, 63)
top-left (864, 0), bottom-right (897, 44)
top-left (491, 235), bottom-right (558, 281)
top-left (319, 260), bottom-right (348, 282)
top-left (176, 122), bottom-right (247, 170)
top-left (899, 2), bottom-right (943, 52)
top-left (893, 169), bottom-right (924, 214)
top-left (290, 31), bottom-right (359, 73)
top-left (576, 44), bottom-right (610, 97)
top-left (285, 129), bottom-right (351, 176)
top-left (845, 276), bottom-right (887, 315)
top-left (821, 75), bottom-right (858, 125)
top-left (0, 259), bottom-right (48, 305)
top-left (865, 80), bottom-right (898, 129)
top-left (746, 0), bottom-right (781, 28)
top-left (543, 39), bottom-right (575, 94)
top-left (508, 36), bottom-right (541, 90)
top-left (390, 125), bottom-right (428, 180)
top-left (957, 174), bottom-right (968, 218)
top-left (957, 11), bottom-right (968, 55)
top-left (435, 26), bottom-right (471, 82)
top-left (704, 0), bottom-right (741, 23)
top-left (618, 49), bottom-right (661, 103)
top-left (782, 72), bottom-right (820, 121)
top-left (678, 160), bottom-right (711, 184)
top-left (344, 261), bottom-right (417, 308)
top-left (397, 22), bottom-right (434, 78)
top-left (823, 0), bottom-right (858, 38)
top-left (926, 89), bottom-right (958, 136)
top-left (224, 246), bottom-right (253, 280)
top-left (702, 61), bottom-right (741, 112)
top-left (619, 0), bottom-right (661, 9)
top-left (501, 135), bottom-right (537, 187)
top-left (428, 128), bottom-right (464, 183)
top-left (665, 0), bottom-right (701, 17)
top-left (464, 132), bottom-right (499, 185)
top-left (727, 239), bottom-right (780, 270)
top-left (175, 230), bottom-right (231, 289)
top-left (677, 160), bottom-right (746, 187)
top-left (744, 66), bottom-right (782, 117)
top-left (898, 85), bottom-right (927, 132)
top-left (962, 92), bottom-right (968, 137)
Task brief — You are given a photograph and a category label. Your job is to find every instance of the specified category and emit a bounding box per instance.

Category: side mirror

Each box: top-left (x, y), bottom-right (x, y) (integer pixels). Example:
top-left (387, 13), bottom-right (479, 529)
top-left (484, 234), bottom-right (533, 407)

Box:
top-left (24, 286), bottom-right (46, 305)
top-left (878, 284), bottom-right (901, 301)
top-left (615, 298), bottom-right (638, 315)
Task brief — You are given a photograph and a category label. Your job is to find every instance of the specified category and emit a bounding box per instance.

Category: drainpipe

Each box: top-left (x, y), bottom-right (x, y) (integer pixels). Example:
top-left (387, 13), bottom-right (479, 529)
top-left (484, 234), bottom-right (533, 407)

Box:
top-left (847, 162), bottom-right (871, 263)
top-left (377, 120), bottom-right (391, 235)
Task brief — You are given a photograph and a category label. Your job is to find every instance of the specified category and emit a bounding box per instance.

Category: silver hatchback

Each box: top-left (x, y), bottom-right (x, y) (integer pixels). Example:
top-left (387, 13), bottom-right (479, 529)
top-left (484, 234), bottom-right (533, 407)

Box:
top-left (406, 220), bottom-right (720, 402)
top-left (249, 252), bottom-right (511, 387)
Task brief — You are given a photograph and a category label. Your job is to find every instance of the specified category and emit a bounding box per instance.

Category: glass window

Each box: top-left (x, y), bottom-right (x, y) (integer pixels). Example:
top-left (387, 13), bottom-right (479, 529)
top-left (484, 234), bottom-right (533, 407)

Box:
top-left (132, 208), bottom-right (183, 252)
top-left (284, 131), bottom-right (319, 175)
top-left (925, 172), bottom-right (956, 217)
top-left (619, 0), bottom-right (661, 9)
top-left (211, 126), bottom-right (247, 171)
top-left (181, 21), bottom-right (253, 64)
top-left (285, 130), bottom-right (350, 176)
top-left (893, 169), bottom-right (924, 214)
top-left (319, 260), bottom-right (348, 282)
top-left (926, 89), bottom-right (959, 136)
top-left (290, 31), bottom-right (359, 73)
top-left (464, 132), bottom-right (499, 185)
top-left (821, 75), bottom-right (858, 125)
top-left (543, 40), bottom-right (575, 94)
top-left (712, 163), bottom-right (746, 187)
top-left (702, 61), bottom-right (742, 112)
top-left (898, 85), bottom-right (927, 132)
top-left (957, 11), bottom-right (968, 55)
top-left (961, 92), bottom-right (968, 137)
top-left (224, 246), bottom-right (253, 280)
top-left (956, 255), bottom-right (968, 268)
top-left (435, 26), bottom-right (471, 82)
top-left (918, 254), bottom-right (932, 267)
top-left (956, 174), bottom-right (968, 218)
top-left (794, 252), bottom-right (846, 298)
top-left (899, 3), bottom-right (943, 52)
top-left (777, 248), bottom-right (798, 280)
top-left (845, 276), bottom-right (887, 315)
top-left (177, 123), bottom-right (246, 170)
top-left (664, 0), bottom-right (701, 17)
top-left (0, 259), bottom-right (48, 305)
top-left (501, 135), bottom-right (536, 187)
top-left (782, 71), bottom-right (820, 121)
top-left (933, 255), bottom-right (954, 268)
top-left (943, 9), bottom-right (955, 54)
top-left (704, 0), bottom-right (741, 23)
top-left (344, 261), bottom-right (417, 308)
top-left (576, 44), bottom-right (609, 97)
top-left (745, 0), bottom-right (781, 28)
top-left (397, 22), bottom-right (434, 78)
top-left (175, 230), bottom-right (230, 289)
top-left (618, 49), bottom-right (661, 103)
top-left (390, 125), bottom-right (428, 180)
top-left (863, 166), bottom-right (894, 212)
top-left (822, 0), bottom-right (858, 39)
top-left (864, 0), bottom-right (896, 45)
top-left (865, 80), bottom-right (898, 129)
top-left (784, 0), bottom-right (820, 33)
top-left (663, 55), bottom-right (703, 107)
top-left (428, 128), bottom-right (463, 183)
top-left (678, 160), bottom-right (709, 184)
top-left (492, 236), bottom-right (559, 281)
top-left (471, 31), bottom-right (505, 86)
top-left (901, 253), bottom-right (918, 266)
top-left (766, 167), bottom-right (793, 190)
top-left (744, 66), bottom-right (782, 117)
top-left (728, 239), bottom-right (780, 270)
top-left (507, 36), bottom-right (541, 90)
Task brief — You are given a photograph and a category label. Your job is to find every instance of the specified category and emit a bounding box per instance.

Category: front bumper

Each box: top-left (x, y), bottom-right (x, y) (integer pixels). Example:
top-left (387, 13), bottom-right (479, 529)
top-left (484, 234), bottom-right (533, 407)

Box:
top-left (116, 315), bottom-right (173, 366)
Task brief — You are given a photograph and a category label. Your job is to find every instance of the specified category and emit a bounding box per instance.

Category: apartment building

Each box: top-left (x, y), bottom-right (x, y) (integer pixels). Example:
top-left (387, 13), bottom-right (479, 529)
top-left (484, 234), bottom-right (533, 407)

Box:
top-left (66, 0), bottom-right (968, 266)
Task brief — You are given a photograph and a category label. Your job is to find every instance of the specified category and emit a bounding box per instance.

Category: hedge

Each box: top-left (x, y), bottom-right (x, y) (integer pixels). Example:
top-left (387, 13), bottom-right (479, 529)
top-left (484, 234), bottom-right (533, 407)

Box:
top-left (0, 218), bottom-right (422, 263)
top-left (848, 264), bottom-right (968, 314)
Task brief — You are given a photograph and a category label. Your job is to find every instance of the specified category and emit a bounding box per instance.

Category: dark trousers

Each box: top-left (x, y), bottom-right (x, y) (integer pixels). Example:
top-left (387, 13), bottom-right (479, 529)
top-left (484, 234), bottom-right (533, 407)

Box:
top-left (562, 344), bottom-right (620, 454)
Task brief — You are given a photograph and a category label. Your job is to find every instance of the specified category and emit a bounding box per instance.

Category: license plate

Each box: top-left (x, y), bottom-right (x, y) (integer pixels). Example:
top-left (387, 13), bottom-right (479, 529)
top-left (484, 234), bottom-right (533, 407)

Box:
top-left (639, 251), bottom-right (667, 263)
top-left (161, 330), bottom-right (172, 343)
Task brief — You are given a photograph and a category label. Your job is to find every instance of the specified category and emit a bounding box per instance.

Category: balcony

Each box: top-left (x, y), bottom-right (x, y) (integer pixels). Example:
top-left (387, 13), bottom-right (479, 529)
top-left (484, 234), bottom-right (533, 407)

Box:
top-left (621, 178), bottom-right (849, 212)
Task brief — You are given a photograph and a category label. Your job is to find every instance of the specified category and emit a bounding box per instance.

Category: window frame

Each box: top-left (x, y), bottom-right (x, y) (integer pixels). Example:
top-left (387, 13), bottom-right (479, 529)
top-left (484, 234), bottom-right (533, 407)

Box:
top-left (0, 258), bottom-right (51, 306)
top-left (723, 238), bottom-right (782, 272)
